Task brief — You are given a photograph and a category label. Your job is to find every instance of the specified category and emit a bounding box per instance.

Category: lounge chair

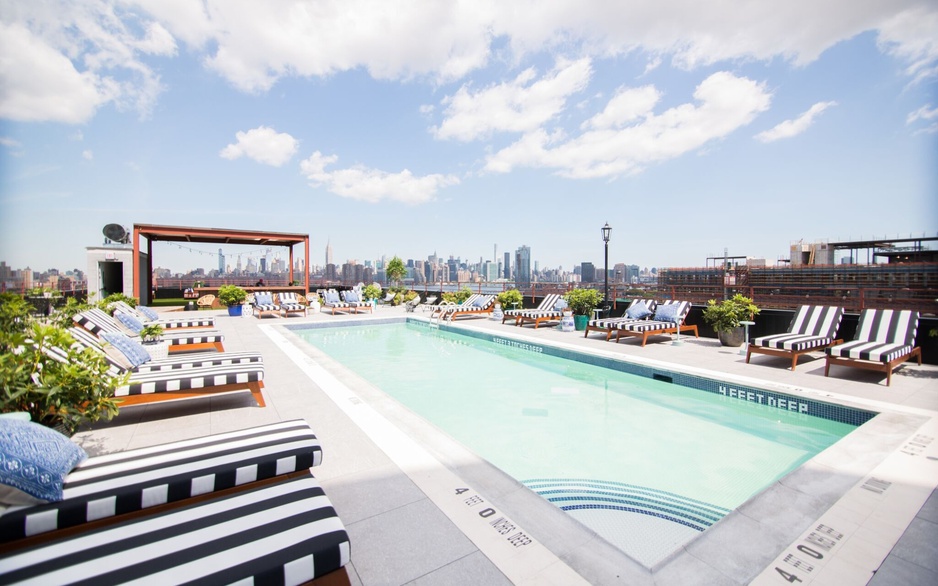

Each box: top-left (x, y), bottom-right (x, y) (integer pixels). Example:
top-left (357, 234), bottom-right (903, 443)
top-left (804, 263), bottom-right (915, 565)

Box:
top-left (613, 300), bottom-right (698, 346)
top-left (278, 291), bottom-right (308, 317)
top-left (502, 293), bottom-right (561, 325)
top-left (747, 305), bottom-right (844, 371)
top-left (825, 309), bottom-right (921, 386)
top-left (0, 419), bottom-right (350, 584)
top-left (66, 327), bottom-right (266, 407)
top-left (584, 298), bottom-right (658, 340)
top-left (321, 289), bottom-right (352, 314)
top-left (423, 298), bottom-right (455, 313)
top-left (516, 294), bottom-right (567, 328)
top-left (196, 294), bottom-right (216, 309)
top-left (109, 300), bottom-right (215, 329)
top-left (76, 308), bottom-right (225, 353)
top-left (441, 295), bottom-right (496, 321)
top-left (341, 289), bottom-right (373, 313)
top-left (252, 291), bottom-right (281, 319)
top-left (404, 295), bottom-right (422, 312)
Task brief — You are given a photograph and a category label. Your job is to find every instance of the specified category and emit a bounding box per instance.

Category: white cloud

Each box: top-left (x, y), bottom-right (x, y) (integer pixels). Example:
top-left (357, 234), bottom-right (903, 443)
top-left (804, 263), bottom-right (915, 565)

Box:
top-left (300, 151), bottom-right (459, 204)
top-left (433, 58), bottom-right (592, 141)
top-left (583, 85), bottom-right (661, 130)
top-left (0, 137), bottom-right (22, 148)
top-left (907, 103), bottom-right (938, 133)
top-left (82, 150), bottom-right (93, 160)
top-left (0, 3), bottom-right (172, 123)
top-left (219, 126), bottom-right (298, 167)
top-left (876, 4), bottom-right (938, 84)
top-left (755, 101), bottom-right (837, 143)
top-left (485, 71), bottom-right (771, 178)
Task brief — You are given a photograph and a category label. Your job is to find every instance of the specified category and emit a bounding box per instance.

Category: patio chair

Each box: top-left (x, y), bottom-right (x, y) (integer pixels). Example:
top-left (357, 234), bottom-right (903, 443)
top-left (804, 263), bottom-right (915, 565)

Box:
top-left (64, 328), bottom-right (266, 407)
top-left (613, 300), bottom-right (698, 346)
top-left (584, 299), bottom-right (658, 341)
top-left (441, 295), bottom-right (496, 321)
top-left (196, 294), bottom-right (216, 309)
top-left (516, 294), bottom-right (568, 328)
top-left (502, 293), bottom-right (561, 325)
top-left (75, 308), bottom-right (225, 353)
top-left (825, 309), bottom-right (921, 386)
top-left (0, 419), bottom-right (350, 584)
top-left (747, 305), bottom-right (844, 371)
top-left (321, 289), bottom-right (352, 315)
top-left (252, 291), bottom-right (281, 319)
top-left (278, 291), bottom-right (308, 317)
top-left (341, 289), bottom-right (373, 313)
top-left (109, 300), bottom-right (215, 329)
top-left (404, 295), bottom-right (422, 312)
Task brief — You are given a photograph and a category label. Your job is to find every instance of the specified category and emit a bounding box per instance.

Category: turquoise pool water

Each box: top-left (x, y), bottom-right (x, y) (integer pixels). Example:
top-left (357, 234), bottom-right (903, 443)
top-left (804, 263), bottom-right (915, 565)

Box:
top-left (294, 321), bottom-right (857, 566)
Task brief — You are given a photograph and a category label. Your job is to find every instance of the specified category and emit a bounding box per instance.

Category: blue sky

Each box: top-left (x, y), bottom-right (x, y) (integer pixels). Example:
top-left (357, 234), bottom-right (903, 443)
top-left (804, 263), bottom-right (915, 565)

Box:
top-left (1, 0), bottom-right (936, 275)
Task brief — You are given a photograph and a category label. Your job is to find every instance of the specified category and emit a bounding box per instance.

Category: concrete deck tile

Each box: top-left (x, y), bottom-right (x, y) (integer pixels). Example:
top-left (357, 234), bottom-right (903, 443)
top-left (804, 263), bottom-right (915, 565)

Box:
top-left (319, 464), bottom-right (427, 526)
top-left (406, 551), bottom-right (512, 586)
top-left (886, 517), bottom-right (938, 575)
top-left (683, 511), bottom-right (791, 583)
top-left (867, 554), bottom-right (938, 586)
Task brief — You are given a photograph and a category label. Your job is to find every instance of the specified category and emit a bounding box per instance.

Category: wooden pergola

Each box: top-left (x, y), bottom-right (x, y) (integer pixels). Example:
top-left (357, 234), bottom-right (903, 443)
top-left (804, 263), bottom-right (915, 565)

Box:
top-left (132, 224), bottom-right (310, 304)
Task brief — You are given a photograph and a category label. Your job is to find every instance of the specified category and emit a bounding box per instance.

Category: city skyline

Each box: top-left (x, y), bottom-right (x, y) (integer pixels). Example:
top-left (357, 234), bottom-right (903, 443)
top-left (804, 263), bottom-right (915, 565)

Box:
top-left (1, 2), bottom-right (936, 274)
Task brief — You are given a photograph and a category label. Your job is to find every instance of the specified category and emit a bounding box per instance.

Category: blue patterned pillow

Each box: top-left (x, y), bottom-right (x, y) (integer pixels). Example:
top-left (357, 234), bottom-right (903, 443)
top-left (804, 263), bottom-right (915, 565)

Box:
top-left (473, 297), bottom-right (488, 307)
top-left (654, 303), bottom-right (681, 322)
top-left (114, 311), bottom-right (144, 334)
top-left (553, 299), bottom-right (568, 311)
top-left (0, 419), bottom-right (87, 503)
top-left (626, 301), bottom-right (652, 320)
top-left (345, 291), bottom-right (360, 303)
top-left (255, 292), bottom-right (273, 305)
top-left (137, 306), bottom-right (159, 320)
top-left (100, 332), bottom-right (151, 367)
top-left (325, 291), bottom-right (341, 304)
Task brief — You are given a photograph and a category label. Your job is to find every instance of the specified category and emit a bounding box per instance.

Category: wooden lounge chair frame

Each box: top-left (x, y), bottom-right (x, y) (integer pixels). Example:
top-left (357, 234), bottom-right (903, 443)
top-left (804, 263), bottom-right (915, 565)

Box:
top-left (746, 305), bottom-right (845, 371)
top-left (584, 299), bottom-right (657, 340)
top-left (824, 309), bottom-right (921, 386)
top-left (614, 301), bottom-right (698, 346)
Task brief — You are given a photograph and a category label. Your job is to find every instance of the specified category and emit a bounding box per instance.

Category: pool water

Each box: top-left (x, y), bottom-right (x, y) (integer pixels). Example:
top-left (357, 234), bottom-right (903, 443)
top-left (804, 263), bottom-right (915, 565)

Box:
top-left (295, 322), bottom-right (856, 567)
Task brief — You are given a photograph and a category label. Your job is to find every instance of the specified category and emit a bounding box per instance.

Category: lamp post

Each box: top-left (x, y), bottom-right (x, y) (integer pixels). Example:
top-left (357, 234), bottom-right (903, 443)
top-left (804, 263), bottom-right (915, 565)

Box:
top-left (602, 222), bottom-right (611, 318)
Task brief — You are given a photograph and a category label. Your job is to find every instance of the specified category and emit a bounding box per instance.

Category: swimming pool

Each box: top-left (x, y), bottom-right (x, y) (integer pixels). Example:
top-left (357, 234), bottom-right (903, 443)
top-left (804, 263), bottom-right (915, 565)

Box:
top-left (292, 320), bottom-right (871, 567)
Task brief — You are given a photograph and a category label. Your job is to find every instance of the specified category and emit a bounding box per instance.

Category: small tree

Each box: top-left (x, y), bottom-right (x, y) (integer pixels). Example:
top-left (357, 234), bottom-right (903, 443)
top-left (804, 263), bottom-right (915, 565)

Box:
top-left (385, 256), bottom-right (407, 288)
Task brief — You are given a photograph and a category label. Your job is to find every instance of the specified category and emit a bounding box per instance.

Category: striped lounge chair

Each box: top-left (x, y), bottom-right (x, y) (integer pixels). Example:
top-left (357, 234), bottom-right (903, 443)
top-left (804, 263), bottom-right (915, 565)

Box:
top-left (825, 309), bottom-right (921, 386)
top-left (442, 295), bottom-right (496, 321)
top-left (76, 308), bottom-right (225, 353)
top-left (502, 294), bottom-right (561, 326)
top-left (252, 291), bottom-right (281, 319)
top-left (0, 421), bottom-right (350, 585)
top-left (430, 294), bottom-right (481, 319)
top-left (109, 300), bottom-right (215, 329)
top-left (516, 294), bottom-right (567, 328)
top-left (746, 305), bottom-right (844, 371)
top-left (278, 292), bottom-right (308, 317)
top-left (321, 289), bottom-right (352, 315)
top-left (584, 299), bottom-right (658, 341)
top-left (613, 300), bottom-right (698, 346)
top-left (341, 289), bottom-right (373, 314)
top-left (66, 327), bottom-right (266, 407)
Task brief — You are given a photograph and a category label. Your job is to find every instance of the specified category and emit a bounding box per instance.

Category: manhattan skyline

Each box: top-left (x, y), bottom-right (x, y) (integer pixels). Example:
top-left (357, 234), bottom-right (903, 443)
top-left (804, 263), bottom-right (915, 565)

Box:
top-left (1, 1), bottom-right (936, 273)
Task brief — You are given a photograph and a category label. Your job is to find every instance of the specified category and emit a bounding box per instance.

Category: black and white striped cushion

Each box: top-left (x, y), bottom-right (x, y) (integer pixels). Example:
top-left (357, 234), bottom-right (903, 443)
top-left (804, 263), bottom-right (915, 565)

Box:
top-left (161, 330), bottom-right (224, 347)
top-left (111, 301), bottom-right (216, 329)
top-left (618, 300), bottom-right (689, 331)
top-left (0, 474), bottom-right (349, 585)
top-left (505, 294), bottom-right (561, 317)
top-left (826, 309), bottom-right (919, 363)
top-left (587, 299), bottom-right (658, 328)
top-left (118, 362), bottom-right (264, 396)
top-left (754, 305), bottom-right (843, 351)
top-left (75, 309), bottom-right (224, 348)
top-left (0, 420), bottom-right (321, 542)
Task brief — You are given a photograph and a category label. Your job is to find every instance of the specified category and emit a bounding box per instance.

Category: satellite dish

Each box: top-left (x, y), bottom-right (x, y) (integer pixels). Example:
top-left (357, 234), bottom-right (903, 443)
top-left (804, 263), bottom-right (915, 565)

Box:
top-left (103, 224), bottom-right (129, 244)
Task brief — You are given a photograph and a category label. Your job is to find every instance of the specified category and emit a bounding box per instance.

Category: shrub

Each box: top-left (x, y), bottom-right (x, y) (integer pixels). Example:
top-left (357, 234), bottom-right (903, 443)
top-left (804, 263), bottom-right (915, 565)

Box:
top-left (564, 288), bottom-right (603, 316)
top-left (497, 289), bottom-right (523, 309)
top-left (702, 294), bottom-right (760, 333)
top-left (217, 285), bottom-right (247, 307)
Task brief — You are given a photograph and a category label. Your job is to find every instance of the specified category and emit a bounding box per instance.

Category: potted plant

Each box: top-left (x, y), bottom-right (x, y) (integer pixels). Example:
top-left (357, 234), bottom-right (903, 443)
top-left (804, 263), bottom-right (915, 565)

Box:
top-left (497, 289), bottom-right (523, 311)
top-left (362, 284), bottom-right (382, 309)
top-left (1, 293), bottom-right (124, 434)
top-left (702, 294), bottom-right (760, 347)
top-left (563, 288), bottom-right (603, 331)
top-left (217, 285), bottom-right (247, 317)
top-left (139, 324), bottom-right (164, 344)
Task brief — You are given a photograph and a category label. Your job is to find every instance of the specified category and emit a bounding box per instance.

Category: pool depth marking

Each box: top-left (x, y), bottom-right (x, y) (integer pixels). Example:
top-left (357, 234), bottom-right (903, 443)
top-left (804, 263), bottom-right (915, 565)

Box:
top-left (262, 325), bottom-right (589, 586)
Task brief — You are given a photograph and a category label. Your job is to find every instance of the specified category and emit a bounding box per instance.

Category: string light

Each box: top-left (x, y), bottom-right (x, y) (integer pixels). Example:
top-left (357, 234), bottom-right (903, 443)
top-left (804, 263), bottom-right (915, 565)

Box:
top-left (164, 242), bottom-right (283, 257)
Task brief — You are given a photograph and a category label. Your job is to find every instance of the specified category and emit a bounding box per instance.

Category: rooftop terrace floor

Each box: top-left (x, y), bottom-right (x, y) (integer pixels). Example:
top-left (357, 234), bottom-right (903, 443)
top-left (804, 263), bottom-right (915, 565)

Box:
top-left (74, 306), bottom-right (938, 585)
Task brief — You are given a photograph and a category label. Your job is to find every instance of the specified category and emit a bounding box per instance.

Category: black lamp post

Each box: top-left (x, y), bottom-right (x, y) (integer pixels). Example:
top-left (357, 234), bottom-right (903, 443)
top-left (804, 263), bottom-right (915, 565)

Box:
top-left (602, 222), bottom-right (611, 318)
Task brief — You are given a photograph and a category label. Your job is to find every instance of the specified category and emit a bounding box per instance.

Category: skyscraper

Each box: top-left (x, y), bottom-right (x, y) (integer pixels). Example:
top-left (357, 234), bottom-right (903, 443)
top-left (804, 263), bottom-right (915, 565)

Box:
top-left (515, 245), bottom-right (531, 285)
top-left (217, 248), bottom-right (225, 273)
top-left (325, 239), bottom-right (333, 266)
top-left (581, 262), bottom-right (596, 283)
top-left (503, 251), bottom-right (511, 279)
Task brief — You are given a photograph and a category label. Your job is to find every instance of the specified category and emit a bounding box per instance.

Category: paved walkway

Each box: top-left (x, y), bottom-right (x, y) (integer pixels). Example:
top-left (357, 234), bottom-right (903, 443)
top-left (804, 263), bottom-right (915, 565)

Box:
top-left (74, 307), bottom-right (938, 585)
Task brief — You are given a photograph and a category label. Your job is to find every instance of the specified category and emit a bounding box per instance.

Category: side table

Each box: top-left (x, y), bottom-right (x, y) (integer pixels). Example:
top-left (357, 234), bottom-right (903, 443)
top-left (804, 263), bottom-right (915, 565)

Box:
top-left (143, 342), bottom-right (169, 361)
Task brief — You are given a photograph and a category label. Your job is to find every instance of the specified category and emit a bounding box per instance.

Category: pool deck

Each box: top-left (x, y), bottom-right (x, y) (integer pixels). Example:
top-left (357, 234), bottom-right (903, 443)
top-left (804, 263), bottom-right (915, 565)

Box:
top-left (74, 306), bottom-right (938, 585)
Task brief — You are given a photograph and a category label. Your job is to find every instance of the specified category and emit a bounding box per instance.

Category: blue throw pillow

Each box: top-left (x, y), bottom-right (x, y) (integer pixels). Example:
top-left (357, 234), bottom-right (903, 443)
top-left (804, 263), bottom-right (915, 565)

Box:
top-left (100, 332), bottom-right (151, 367)
top-left (137, 306), bottom-right (159, 320)
top-left (114, 311), bottom-right (144, 334)
top-left (255, 292), bottom-right (273, 305)
top-left (473, 297), bottom-right (488, 307)
top-left (0, 419), bottom-right (87, 503)
top-left (626, 301), bottom-right (652, 320)
top-left (345, 291), bottom-right (360, 303)
top-left (553, 299), bottom-right (568, 311)
top-left (654, 303), bottom-right (681, 322)
top-left (326, 291), bottom-right (341, 304)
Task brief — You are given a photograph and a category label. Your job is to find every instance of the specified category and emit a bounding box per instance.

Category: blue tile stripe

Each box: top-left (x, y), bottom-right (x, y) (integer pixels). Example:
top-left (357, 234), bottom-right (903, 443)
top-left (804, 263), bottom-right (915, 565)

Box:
top-left (523, 478), bottom-right (730, 532)
top-left (286, 318), bottom-right (876, 427)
